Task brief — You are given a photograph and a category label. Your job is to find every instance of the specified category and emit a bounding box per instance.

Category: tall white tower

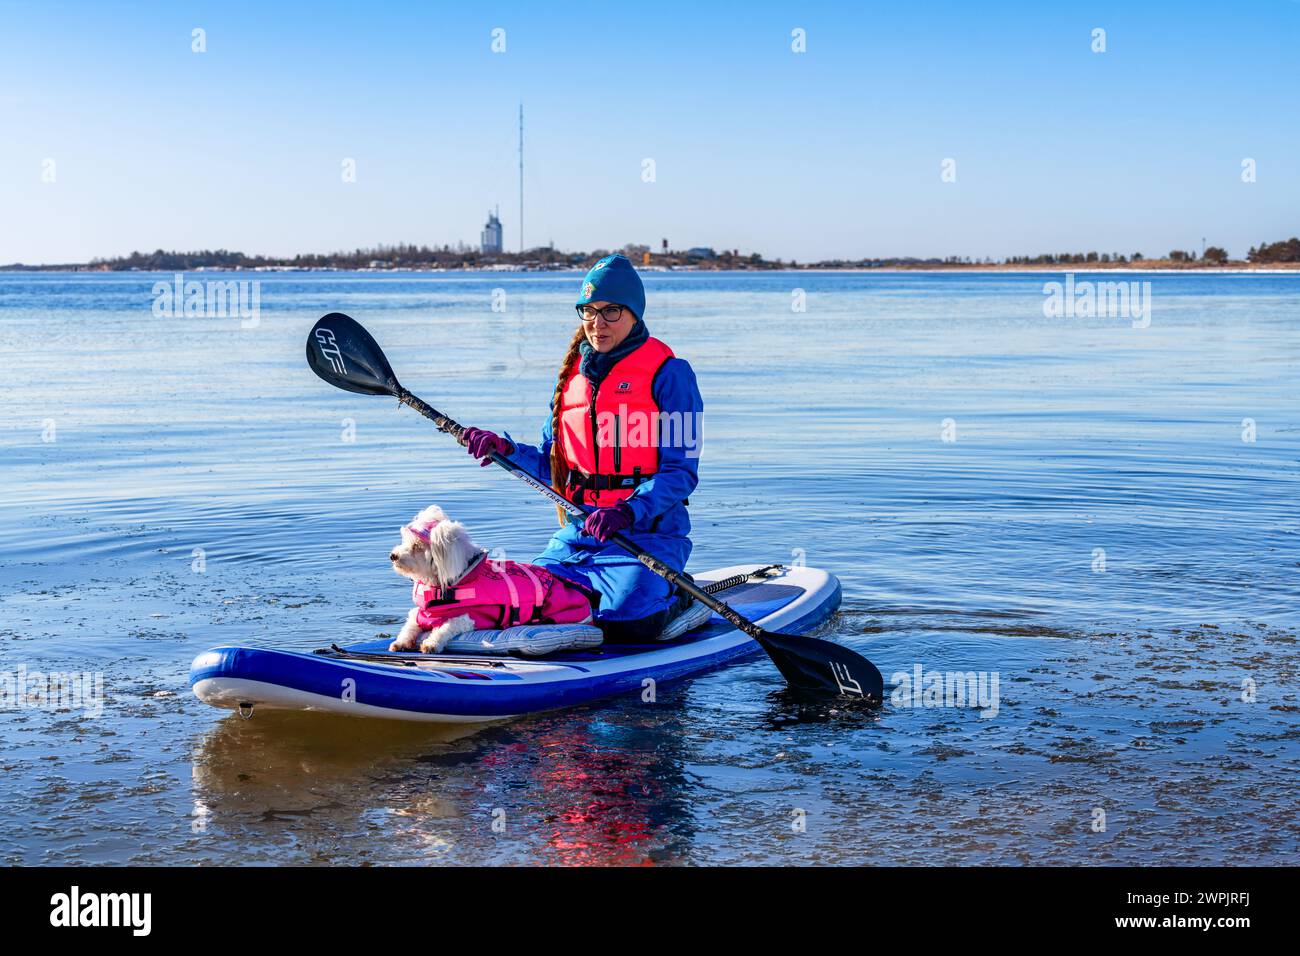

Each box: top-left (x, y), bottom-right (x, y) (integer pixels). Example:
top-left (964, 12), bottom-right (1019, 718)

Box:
top-left (481, 207), bottom-right (503, 255)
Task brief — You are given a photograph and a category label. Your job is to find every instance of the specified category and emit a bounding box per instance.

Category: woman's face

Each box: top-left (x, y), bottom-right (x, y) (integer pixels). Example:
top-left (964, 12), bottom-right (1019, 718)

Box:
top-left (580, 301), bottom-right (635, 352)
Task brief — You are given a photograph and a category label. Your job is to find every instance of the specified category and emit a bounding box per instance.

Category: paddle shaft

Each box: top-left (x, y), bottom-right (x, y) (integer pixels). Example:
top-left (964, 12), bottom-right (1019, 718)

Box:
top-left (395, 387), bottom-right (782, 644)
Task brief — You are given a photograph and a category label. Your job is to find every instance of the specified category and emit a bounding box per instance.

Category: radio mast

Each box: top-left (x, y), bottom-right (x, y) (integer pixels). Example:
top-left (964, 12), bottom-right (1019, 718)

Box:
top-left (518, 104), bottom-right (524, 254)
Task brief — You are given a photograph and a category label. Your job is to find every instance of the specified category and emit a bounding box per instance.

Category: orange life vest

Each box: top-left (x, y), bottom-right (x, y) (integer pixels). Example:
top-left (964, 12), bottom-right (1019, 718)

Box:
top-left (557, 337), bottom-right (674, 509)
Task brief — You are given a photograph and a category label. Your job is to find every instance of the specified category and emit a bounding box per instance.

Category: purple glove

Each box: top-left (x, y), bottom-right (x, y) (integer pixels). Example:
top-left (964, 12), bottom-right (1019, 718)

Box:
top-left (583, 501), bottom-right (635, 542)
top-left (462, 427), bottom-right (514, 467)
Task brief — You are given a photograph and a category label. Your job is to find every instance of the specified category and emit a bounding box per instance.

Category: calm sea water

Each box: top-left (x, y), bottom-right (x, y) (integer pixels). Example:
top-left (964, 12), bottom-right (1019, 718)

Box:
top-left (1, 270), bottom-right (1297, 865)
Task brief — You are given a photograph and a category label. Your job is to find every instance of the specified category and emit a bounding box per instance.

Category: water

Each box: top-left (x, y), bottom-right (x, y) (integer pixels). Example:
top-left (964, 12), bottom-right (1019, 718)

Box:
top-left (1, 270), bottom-right (1297, 865)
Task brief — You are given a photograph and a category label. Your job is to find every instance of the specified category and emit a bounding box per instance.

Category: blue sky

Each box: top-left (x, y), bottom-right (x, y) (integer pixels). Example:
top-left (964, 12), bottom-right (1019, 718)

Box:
top-left (2, 0), bottom-right (1298, 263)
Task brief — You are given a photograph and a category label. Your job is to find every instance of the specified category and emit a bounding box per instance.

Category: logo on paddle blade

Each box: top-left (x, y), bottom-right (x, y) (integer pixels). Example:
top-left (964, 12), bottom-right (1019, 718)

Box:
top-left (315, 328), bottom-right (347, 375)
top-left (829, 661), bottom-right (863, 696)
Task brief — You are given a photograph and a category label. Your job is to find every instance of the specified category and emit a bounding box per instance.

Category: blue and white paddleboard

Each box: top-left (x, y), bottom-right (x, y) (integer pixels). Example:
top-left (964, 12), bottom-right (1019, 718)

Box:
top-left (189, 564), bottom-right (841, 723)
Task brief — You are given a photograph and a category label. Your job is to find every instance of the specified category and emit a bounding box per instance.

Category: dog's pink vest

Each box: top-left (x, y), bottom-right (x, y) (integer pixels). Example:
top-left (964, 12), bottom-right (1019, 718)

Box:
top-left (413, 553), bottom-right (594, 631)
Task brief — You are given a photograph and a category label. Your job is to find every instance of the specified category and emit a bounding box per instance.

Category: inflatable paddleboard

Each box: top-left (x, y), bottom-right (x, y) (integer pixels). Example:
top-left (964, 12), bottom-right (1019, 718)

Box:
top-left (190, 563), bottom-right (841, 723)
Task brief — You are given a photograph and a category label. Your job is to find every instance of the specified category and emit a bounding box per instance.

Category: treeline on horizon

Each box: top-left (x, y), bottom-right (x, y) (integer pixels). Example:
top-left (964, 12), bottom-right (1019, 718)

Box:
top-left (1006, 238), bottom-right (1300, 265)
top-left (72, 243), bottom-right (772, 271)
top-left (1005, 248), bottom-right (1226, 265)
top-left (88, 243), bottom-right (590, 271)
top-left (6, 236), bottom-right (1300, 271)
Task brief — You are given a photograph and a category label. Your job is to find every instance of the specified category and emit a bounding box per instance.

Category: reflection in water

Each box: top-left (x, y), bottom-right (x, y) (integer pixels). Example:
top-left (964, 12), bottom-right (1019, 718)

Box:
top-left (189, 713), bottom-right (480, 863)
top-left (474, 710), bottom-right (698, 866)
top-left (191, 711), bottom-right (479, 799)
top-left (189, 699), bottom-right (700, 866)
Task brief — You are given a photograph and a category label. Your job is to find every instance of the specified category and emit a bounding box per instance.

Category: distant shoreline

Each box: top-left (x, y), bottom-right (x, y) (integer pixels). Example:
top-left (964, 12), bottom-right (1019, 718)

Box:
top-left (4, 263), bottom-right (1300, 275)
top-left (7, 261), bottom-right (1300, 273)
top-left (6, 241), bottom-right (1300, 274)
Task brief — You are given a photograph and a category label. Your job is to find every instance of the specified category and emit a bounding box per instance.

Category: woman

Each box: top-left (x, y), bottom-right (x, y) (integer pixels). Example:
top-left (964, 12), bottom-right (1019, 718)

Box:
top-left (460, 254), bottom-right (707, 642)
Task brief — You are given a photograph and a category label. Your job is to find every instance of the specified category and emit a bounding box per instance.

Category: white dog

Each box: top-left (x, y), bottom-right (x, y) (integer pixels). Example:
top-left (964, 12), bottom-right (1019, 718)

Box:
top-left (388, 506), bottom-right (482, 653)
top-left (388, 505), bottom-right (596, 654)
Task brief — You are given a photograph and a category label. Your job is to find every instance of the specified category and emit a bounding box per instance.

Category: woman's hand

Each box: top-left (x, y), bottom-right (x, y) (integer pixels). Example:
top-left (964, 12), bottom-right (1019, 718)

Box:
top-left (462, 427), bottom-right (514, 467)
top-left (583, 501), bottom-right (635, 542)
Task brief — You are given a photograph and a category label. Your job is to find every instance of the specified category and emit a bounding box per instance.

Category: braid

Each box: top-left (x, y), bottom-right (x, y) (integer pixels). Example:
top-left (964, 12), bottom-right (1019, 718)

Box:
top-left (550, 326), bottom-right (587, 526)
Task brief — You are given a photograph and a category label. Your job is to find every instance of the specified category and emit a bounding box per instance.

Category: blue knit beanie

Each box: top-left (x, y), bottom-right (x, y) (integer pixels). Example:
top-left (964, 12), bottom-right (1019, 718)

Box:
top-left (576, 254), bottom-right (646, 320)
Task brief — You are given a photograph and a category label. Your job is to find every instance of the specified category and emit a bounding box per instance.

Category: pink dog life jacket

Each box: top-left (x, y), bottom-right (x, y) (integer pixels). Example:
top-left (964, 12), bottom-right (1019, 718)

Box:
top-left (412, 551), bottom-right (594, 631)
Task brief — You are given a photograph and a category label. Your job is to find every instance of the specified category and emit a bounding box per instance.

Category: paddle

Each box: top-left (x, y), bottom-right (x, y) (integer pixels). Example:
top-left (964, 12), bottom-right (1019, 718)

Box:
top-left (306, 312), bottom-right (885, 702)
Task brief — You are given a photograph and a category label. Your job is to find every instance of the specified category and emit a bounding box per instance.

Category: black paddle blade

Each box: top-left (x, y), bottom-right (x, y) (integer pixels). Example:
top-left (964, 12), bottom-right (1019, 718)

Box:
top-left (306, 312), bottom-right (401, 396)
top-left (756, 631), bottom-right (885, 703)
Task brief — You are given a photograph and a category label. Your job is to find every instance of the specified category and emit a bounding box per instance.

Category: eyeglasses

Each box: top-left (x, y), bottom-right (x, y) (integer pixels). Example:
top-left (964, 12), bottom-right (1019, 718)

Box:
top-left (576, 304), bottom-right (628, 325)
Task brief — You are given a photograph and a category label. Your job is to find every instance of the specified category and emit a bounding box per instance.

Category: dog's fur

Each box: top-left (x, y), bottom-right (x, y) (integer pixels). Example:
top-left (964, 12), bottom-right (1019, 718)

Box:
top-left (388, 505), bottom-right (484, 654)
